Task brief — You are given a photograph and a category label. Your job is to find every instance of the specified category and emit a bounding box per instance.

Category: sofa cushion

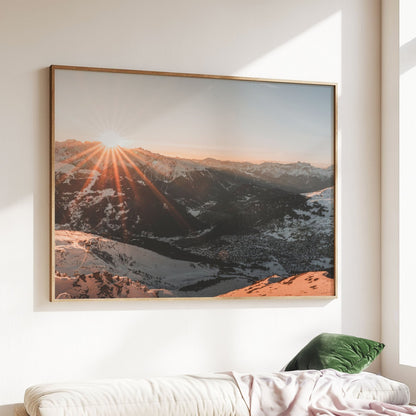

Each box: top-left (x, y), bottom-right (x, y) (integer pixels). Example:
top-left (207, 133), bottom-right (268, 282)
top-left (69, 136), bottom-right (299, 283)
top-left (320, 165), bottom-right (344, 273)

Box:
top-left (339, 370), bottom-right (410, 404)
top-left (24, 374), bottom-right (250, 416)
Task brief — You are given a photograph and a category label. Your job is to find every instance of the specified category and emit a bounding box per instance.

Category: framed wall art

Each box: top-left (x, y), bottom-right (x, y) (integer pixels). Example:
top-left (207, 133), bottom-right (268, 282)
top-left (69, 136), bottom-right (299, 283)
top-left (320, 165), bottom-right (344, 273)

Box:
top-left (50, 65), bottom-right (337, 301)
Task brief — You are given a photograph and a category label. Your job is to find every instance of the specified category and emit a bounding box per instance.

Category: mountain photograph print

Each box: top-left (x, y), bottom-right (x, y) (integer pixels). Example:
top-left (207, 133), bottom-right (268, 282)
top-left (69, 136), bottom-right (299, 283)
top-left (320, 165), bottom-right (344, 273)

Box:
top-left (50, 66), bottom-right (336, 301)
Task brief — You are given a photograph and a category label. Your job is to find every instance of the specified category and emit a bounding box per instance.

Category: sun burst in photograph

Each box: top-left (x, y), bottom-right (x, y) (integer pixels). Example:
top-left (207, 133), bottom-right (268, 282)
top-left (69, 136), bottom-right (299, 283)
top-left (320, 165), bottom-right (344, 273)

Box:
top-left (98, 130), bottom-right (122, 149)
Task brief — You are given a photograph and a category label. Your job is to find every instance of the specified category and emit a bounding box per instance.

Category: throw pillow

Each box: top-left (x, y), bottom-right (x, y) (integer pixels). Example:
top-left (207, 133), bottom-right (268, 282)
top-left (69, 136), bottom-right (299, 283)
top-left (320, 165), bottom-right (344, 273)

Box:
top-left (285, 333), bottom-right (385, 373)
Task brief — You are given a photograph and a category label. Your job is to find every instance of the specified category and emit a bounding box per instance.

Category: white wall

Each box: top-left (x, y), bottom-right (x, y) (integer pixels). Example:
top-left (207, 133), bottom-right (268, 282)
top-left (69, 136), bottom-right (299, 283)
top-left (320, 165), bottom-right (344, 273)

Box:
top-left (381, 0), bottom-right (416, 400)
top-left (381, 0), bottom-right (400, 388)
top-left (0, 1), bottom-right (381, 413)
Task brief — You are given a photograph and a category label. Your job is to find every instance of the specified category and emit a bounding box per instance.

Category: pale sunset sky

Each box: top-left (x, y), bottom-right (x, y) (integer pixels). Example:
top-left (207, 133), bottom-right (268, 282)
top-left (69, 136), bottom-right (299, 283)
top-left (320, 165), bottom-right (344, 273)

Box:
top-left (55, 68), bottom-right (335, 167)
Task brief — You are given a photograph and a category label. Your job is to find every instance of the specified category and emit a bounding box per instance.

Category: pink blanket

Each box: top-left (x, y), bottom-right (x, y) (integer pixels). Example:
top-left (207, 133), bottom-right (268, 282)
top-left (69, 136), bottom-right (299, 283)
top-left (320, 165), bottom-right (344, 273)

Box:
top-left (230, 369), bottom-right (416, 416)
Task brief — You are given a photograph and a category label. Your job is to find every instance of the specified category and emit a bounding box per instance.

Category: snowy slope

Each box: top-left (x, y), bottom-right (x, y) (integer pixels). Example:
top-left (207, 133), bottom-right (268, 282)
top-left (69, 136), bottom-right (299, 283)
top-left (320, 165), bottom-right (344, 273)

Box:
top-left (55, 272), bottom-right (161, 299)
top-left (304, 186), bottom-right (334, 211)
top-left (219, 271), bottom-right (334, 297)
top-left (259, 186), bottom-right (335, 273)
top-left (55, 230), bottom-right (219, 291)
top-left (264, 186), bottom-right (334, 240)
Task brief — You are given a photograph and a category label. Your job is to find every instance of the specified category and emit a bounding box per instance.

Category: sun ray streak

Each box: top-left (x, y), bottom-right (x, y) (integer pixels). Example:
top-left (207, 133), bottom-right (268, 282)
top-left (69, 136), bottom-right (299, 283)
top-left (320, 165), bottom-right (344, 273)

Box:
top-left (63, 147), bottom-right (109, 233)
top-left (111, 148), bottom-right (128, 238)
top-left (74, 147), bottom-right (108, 201)
top-left (112, 147), bottom-right (177, 179)
top-left (95, 146), bottom-right (112, 188)
top-left (56, 143), bottom-right (102, 166)
top-left (114, 148), bottom-right (140, 201)
top-left (118, 148), bottom-right (190, 229)
top-left (56, 144), bottom-right (105, 185)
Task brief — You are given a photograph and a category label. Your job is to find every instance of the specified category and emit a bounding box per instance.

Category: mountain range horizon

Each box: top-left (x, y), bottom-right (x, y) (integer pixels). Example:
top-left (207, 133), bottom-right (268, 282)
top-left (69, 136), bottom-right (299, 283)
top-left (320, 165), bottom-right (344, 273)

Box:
top-left (56, 138), bottom-right (335, 169)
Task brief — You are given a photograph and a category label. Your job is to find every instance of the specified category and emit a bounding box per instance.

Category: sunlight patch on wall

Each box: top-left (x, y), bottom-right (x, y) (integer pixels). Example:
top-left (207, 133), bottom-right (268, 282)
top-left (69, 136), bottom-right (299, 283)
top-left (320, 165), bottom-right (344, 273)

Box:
top-left (232, 12), bottom-right (341, 85)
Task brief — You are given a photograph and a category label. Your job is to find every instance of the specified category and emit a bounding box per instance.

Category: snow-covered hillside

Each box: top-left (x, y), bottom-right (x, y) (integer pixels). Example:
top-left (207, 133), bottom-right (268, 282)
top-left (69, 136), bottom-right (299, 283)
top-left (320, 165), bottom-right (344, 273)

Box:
top-left (55, 230), bottom-right (220, 292)
top-left (219, 271), bottom-right (334, 297)
top-left (304, 186), bottom-right (334, 211)
top-left (55, 271), bottom-right (160, 299)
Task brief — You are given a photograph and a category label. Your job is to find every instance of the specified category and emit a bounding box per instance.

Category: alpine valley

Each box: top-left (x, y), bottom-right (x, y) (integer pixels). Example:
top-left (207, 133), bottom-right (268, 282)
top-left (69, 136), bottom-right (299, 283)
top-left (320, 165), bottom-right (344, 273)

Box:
top-left (54, 139), bottom-right (335, 299)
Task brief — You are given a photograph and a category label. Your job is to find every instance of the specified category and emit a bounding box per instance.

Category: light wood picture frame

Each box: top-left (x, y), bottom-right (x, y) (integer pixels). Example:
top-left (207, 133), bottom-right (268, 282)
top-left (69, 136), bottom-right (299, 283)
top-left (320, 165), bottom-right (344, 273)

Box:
top-left (50, 65), bottom-right (337, 301)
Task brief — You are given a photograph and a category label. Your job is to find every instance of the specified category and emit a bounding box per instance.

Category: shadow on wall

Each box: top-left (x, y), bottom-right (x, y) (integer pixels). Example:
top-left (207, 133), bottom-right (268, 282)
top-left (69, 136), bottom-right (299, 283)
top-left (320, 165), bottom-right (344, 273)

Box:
top-left (32, 0), bottom-right (343, 313)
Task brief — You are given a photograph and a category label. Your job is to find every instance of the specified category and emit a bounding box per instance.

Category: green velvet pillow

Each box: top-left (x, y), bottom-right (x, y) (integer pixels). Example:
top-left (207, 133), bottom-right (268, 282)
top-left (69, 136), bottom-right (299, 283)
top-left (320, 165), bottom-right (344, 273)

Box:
top-left (285, 333), bottom-right (385, 373)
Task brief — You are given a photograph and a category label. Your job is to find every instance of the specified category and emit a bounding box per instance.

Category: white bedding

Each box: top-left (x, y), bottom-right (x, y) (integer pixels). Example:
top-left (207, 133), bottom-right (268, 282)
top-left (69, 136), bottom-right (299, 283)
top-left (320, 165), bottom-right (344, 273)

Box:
top-left (230, 369), bottom-right (413, 416)
top-left (23, 370), bottom-right (412, 416)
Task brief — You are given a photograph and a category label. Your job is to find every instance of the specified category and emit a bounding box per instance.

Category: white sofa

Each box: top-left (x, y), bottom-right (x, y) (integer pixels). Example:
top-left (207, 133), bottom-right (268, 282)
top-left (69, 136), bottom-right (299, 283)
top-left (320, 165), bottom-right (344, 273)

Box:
top-left (15, 370), bottom-right (411, 416)
top-left (16, 374), bottom-right (249, 416)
